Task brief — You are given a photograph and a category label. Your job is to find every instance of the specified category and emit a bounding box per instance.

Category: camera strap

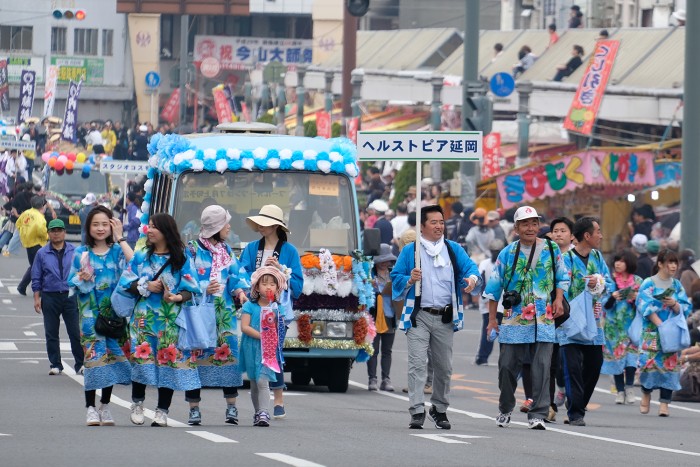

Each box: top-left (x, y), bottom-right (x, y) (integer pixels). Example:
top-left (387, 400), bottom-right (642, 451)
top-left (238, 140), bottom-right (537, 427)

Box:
top-left (504, 240), bottom-right (537, 293)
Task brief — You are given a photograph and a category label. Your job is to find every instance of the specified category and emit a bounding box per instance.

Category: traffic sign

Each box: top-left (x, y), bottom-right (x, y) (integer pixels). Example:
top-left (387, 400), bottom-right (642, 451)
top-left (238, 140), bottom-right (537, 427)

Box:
top-left (145, 71), bottom-right (160, 88)
top-left (357, 131), bottom-right (482, 161)
top-left (200, 57), bottom-right (221, 78)
top-left (490, 72), bottom-right (515, 97)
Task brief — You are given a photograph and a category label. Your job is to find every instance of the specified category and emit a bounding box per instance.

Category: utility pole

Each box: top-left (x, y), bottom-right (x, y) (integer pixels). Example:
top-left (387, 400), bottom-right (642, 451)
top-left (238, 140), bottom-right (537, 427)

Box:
top-left (178, 14), bottom-right (189, 126)
top-left (295, 65), bottom-right (306, 136)
top-left (342, 6), bottom-right (357, 136)
top-left (681, 3), bottom-right (700, 253)
top-left (460, 0), bottom-right (480, 207)
top-left (516, 81), bottom-right (533, 167)
top-left (430, 76), bottom-right (444, 182)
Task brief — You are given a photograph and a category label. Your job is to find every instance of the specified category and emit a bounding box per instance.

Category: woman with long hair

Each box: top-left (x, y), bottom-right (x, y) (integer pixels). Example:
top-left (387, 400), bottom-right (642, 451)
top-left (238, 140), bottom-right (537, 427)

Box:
top-left (183, 205), bottom-right (250, 426)
top-left (635, 250), bottom-right (692, 416)
top-left (68, 206), bottom-right (134, 425)
top-left (115, 213), bottom-right (200, 427)
top-left (240, 204), bottom-right (303, 420)
top-left (601, 250), bottom-right (642, 405)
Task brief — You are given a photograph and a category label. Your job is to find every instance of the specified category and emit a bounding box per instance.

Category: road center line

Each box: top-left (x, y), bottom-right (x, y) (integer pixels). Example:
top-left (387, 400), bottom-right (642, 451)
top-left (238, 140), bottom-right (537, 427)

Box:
top-left (186, 431), bottom-right (238, 443)
top-left (256, 453), bottom-right (325, 467)
top-left (349, 380), bottom-right (700, 457)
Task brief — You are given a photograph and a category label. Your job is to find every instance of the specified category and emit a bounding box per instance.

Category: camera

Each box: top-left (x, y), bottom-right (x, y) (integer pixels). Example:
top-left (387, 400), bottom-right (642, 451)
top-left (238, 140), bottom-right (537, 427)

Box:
top-left (502, 290), bottom-right (522, 309)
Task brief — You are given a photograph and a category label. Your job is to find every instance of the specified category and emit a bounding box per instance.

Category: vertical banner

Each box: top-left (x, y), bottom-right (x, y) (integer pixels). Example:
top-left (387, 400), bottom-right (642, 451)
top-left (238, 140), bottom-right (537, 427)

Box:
top-left (60, 80), bottom-right (82, 142)
top-left (347, 117), bottom-right (359, 144)
top-left (128, 14), bottom-right (161, 124)
top-left (316, 111), bottom-right (331, 138)
top-left (223, 84), bottom-right (238, 115)
top-left (212, 85), bottom-right (233, 124)
top-left (159, 88), bottom-right (180, 124)
top-left (481, 132), bottom-right (501, 179)
top-left (17, 70), bottom-right (36, 123)
top-left (563, 40), bottom-right (620, 135)
top-left (43, 65), bottom-right (58, 118)
top-left (241, 102), bottom-right (250, 123)
top-left (0, 58), bottom-right (9, 112)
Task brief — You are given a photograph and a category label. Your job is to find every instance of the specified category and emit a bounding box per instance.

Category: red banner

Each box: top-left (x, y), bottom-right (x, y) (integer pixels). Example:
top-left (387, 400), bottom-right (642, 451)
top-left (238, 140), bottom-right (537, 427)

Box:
top-left (563, 40), bottom-right (619, 135)
top-left (160, 88), bottom-right (180, 124)
top-left (481, 132), bottom-right (501, 179)
top-left (212, 85), bottom-right (233, 124)
top-left (316, 111), bottom-right (331, 138)
top-left (347, 117), bottom-right (359, 144)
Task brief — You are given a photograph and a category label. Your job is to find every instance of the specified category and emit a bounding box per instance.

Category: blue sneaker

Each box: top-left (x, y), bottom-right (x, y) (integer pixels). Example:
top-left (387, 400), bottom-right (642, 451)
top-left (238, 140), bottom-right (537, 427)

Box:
top-left (273, 405), bottom-right (286, 419)
top-left (225, 405), bottom-right (238, 425)
top-left (188, 406), bottom-right (201, 425)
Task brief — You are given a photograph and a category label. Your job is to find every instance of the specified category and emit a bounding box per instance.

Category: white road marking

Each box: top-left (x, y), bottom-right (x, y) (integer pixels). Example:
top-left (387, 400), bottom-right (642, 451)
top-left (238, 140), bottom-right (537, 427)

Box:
top-left (23, 331), bottom-right (37, 336)
top-left (2, 299), bottom-right (11, 304)
top-left (20, 360), bottom-right (39, 364)
top-left (349, 380), bottom-right (700, 457)
top-left (7, 288), bottom-right (20, 296)
top-left (0, 343), bottom-right (18, 350)
top-left (24, 323), bottom-right (45, 328)
top-left (0, 433), bottom-right (11, 437)
top-left (255, 453), bottom-right (325, 467)
top-left (61, 362), bottom-right (188, 428)
top-left (186, 431), bottom-right (238, 443)
top-left (594, 387), bottom-right (700, 414)
top-left (411, 434), bottom-right (490, 444)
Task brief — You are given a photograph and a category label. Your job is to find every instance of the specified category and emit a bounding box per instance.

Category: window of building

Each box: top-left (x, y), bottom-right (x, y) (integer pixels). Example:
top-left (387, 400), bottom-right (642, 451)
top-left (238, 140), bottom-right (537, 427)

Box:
top-left (0, 25), bottom-right (33, 51)
top-left (51, 27), bottom-right (67, 54)
top-left (161, 15), bottom-right (174, 57)
top-left (74, 28), bottom-right (98, 56)
top-left (102, 29), bottom-right (113, 56)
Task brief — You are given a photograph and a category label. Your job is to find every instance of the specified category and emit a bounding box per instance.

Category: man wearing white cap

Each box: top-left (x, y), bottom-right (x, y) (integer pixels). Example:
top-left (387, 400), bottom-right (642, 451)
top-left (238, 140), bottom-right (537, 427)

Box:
top-left (79, 193), bottom-right (98, 245)
top-left (484, 206), bottom-right (569, 430)
top-left (631, 233), bottom-right (652, 279)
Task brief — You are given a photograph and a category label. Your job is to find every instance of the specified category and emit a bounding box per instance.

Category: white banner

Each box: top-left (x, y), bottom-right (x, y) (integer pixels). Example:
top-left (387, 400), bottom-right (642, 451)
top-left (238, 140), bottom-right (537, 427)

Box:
top-left (194, 35), bottom-right (313, 70)
top-left (357, 131), bottom-right (483, 161)
top-left (99, 161), bottom-right (151, 175)
top-left (43, 65), bottom-right (58, 118)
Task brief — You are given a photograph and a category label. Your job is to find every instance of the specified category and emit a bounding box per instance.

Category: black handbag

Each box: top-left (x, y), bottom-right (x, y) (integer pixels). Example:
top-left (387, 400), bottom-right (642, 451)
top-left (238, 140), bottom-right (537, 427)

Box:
top-left (95, 311), bottom-right (127, 339)
top-left (547, 239), bottom-right (571, 328)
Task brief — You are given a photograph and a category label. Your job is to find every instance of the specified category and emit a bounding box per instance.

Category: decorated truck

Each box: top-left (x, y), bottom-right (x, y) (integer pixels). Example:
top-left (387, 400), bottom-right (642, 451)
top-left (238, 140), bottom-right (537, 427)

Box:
top-left (142, 123), bottom-right (379, 392)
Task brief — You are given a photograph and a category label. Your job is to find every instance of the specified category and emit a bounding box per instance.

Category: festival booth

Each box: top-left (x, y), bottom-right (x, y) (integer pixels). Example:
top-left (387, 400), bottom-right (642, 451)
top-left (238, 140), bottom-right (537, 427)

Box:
top-left (495, 148), bottom-right (658, 252)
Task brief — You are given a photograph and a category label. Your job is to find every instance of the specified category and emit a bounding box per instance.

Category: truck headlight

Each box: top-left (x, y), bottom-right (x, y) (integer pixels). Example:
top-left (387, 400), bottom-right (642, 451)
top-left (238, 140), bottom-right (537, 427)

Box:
top-left (326, 322), bottom-right (347, 338)
top-left (311, 322), bottom-right (325, 337)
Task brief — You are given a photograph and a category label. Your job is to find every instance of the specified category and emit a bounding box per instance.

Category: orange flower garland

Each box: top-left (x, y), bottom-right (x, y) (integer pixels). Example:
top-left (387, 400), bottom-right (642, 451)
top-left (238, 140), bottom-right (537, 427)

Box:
top-left (297, 314), bottom-right (312, 344)
top-left (353, 317), bottom-right (368, 345)
top-left (301, 253), bottom-right (353, 271)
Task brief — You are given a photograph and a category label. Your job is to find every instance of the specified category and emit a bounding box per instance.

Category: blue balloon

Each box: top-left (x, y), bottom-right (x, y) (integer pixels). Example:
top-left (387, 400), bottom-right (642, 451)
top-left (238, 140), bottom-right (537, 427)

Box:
top-left (81, 171), bottom-right (90, 179)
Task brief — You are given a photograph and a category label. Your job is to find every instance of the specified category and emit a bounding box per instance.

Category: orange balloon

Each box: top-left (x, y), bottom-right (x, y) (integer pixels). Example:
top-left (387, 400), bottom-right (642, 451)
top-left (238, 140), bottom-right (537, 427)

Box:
top-left (65, 160), bottom-right (74, 170)
top-left (47, 158), bottom-right (57, 168)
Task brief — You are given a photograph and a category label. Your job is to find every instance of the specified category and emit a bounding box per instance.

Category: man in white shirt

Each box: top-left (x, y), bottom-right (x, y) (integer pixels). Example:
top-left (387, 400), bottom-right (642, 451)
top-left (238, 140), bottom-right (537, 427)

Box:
top-left (391, 203), bottom-right (409, 243)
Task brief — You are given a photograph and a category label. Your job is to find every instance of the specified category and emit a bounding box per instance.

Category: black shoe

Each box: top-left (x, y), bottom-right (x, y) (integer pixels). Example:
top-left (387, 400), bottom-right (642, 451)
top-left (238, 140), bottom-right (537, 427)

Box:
top-left (429, 405), bottom-right (451, 430)
top-left (408, 412), bottom-right (425, 429)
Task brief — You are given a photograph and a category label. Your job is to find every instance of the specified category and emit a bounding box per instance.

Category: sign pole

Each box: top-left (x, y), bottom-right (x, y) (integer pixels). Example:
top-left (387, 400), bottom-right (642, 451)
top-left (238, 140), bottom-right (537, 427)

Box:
top-left (414, 161), bottom-right (422, 297)
top-left (123, 176), bottom-right (128, 215)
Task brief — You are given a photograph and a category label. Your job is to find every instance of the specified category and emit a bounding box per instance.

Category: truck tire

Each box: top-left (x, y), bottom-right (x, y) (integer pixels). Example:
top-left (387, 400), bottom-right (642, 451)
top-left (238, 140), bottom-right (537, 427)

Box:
top-left (326, 358), bottom-right (351, 393)
top-left (291, 370), bottom-right (312, 386)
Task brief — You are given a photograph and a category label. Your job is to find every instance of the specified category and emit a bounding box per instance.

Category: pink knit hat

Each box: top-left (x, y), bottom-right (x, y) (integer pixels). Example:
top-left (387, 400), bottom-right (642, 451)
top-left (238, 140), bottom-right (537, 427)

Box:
top-left (250, 266), bottom-right (288, 301)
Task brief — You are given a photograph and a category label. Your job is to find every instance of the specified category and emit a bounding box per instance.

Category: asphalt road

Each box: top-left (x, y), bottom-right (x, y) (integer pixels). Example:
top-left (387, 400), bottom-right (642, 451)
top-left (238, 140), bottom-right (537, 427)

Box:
top-left (1, 252), bottom-right (699, 467)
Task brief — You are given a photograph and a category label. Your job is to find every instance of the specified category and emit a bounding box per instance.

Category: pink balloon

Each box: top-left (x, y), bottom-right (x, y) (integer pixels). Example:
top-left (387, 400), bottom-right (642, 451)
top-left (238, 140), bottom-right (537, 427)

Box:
top-left (57, 155), bottom-right (68, 164)
top-left (42, 152), bottom-right (51, 163)
top-left (54, 160), bottom-right (65, 171)
top-left (67, 152), bottom-right (77, 162)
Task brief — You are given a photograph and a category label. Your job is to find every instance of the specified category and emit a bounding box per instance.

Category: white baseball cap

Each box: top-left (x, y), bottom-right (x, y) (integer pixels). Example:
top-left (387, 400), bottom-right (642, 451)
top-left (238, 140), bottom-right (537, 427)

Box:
top-left (631, 233), bottom-right (648, 253)
top-left (513, 206), bottom-right (539, 222)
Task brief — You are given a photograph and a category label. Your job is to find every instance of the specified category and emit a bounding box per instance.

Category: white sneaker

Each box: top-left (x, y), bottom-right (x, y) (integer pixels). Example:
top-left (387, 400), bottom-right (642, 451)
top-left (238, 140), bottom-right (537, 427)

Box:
top-left (496, 411), bottom-right (511, 428)
top-left (625, 387), bottom-right (637, 405)
top-left (151, 408), bottom-right (168, 427)
top-left (130, 402), bottom-right (145, 425)
top-left (528, 418), bottom-right (546, 430)
top-left (86, 407), bottom-right (100, 426)
top-left (615, 391), bottom-right (626, 404)
top-left (99, 405), bottom-right (115, 426)
top-left (48, 368), bottom-right (61, 375)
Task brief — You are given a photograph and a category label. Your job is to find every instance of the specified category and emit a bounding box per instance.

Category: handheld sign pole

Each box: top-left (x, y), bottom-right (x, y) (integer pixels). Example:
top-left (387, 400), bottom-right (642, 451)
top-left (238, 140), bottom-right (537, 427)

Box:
top-left (356, 130), bottom-right (483, 301)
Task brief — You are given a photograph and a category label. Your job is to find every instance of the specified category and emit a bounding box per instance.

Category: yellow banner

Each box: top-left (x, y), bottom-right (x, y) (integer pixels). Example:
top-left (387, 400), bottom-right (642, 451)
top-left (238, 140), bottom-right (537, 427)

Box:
top-left (128, 14), bottom-right (161, 125)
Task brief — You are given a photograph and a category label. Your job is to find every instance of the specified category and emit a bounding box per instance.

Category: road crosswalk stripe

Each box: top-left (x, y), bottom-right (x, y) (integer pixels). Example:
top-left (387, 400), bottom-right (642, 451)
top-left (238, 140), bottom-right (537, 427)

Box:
top-left (255, 453), bottom-right (325, 467)
top-left (186, 431), bottom-right (238, 443)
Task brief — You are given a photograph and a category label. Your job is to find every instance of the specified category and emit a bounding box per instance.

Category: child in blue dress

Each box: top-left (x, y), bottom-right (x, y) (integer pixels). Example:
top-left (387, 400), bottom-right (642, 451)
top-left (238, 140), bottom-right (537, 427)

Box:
top-left (239, 266), bottom-right (288, 427)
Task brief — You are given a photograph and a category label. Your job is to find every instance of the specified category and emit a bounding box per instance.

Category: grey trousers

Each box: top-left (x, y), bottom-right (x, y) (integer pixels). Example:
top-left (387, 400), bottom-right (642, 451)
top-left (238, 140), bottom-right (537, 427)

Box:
top-left (498, 342), bottom-right (553, 420)
top-left (250, 378), bottom-right (271, 413)
top-left (406, 310), bottom-right (454, 415)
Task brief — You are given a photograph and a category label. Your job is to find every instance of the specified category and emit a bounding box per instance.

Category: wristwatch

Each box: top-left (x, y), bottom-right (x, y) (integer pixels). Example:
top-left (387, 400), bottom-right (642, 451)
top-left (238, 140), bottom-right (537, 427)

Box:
top-left (118, 237), bottom-right (127, 243)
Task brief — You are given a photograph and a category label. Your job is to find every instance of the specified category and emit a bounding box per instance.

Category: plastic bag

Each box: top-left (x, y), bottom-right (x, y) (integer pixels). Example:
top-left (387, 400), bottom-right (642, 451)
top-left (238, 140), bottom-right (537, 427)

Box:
top-left (658, 311), bottom-right (691, 353)
top-left (560, 290), bottom-right (598, 343)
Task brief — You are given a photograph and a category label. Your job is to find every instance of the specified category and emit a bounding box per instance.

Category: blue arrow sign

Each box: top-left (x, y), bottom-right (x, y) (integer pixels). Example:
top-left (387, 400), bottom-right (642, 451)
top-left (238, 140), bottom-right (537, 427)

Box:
top-left (490, 72), bottom-right (515, 97)
top-left (145, 71), bottom-right (161, 88)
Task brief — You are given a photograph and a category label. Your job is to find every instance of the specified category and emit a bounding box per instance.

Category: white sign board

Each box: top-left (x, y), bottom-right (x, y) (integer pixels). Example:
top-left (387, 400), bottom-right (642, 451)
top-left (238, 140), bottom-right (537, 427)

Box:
top-left (194, 35), bottom-right (313, 70)
top-left (357, 131), bottom-right (483, 161)
top-left (99, 161), bottom-right (151, 175)
top-left (0, 136), bottom-right (36, 151)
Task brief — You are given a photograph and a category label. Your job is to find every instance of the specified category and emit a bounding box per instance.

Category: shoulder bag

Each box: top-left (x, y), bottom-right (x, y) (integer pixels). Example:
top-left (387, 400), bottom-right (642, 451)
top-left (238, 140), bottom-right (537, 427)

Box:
top-left (547, 239), bottom-right (570, 328)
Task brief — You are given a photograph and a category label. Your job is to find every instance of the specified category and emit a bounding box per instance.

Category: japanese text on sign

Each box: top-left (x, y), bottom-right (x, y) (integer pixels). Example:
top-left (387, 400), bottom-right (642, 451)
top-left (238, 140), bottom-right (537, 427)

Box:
top-left (60, 80), bottom-right (82, 142)
top-left (99, 161), bottom-right (151, 175)
top-left (194, 35), bottom-right (313, 70)
top-left (17, 70), bottom-right (36, 124)
top-left (357, 131), bottom-right (482, 161)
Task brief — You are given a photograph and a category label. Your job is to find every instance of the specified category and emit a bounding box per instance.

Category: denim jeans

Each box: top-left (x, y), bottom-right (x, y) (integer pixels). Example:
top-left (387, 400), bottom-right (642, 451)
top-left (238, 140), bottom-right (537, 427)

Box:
top-left (475, 312), bottom-right (503, 364)
top-left (614, 367), bottom-right (637, 392)
top-left (367, 331), bottom-right (396, 381)
top-left (41, 292), bottom-right (84, 371)
top-left (0, 230), bottom-right (12, 250)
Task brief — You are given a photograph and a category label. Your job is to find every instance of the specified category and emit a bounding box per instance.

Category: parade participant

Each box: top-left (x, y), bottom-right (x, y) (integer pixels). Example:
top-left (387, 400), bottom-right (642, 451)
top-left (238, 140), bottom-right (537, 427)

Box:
top-left (474, 238), bottom-right (505, 366)
top-left (548, 216), bottom-right (575, 416)
top-left (601, 250), bottom-right (642, 405)
top-left (367, 244), bottom-right (398, 391)
top-left (17, 195), bottom-right (48, 296)
top-left (114, 213), bottom-right (200, 427)
top-left (183, 206), bottom-right (250, 426)
top-left (636, 250), bottom-right (692, 416)
top-left (79, 193), bottom-right (98, 245)
top-left (239, 266), bottom-right (288, 427)
top-left (240, 204), bottom-right (303, 420)
top-left (31, 219), bottom-right (84, 375)
top-left (123, 192), bottom-right (141, 249)
top-left (484, 206), bottom-right (569, 430)
top-left (558, 217), bottom-right (613, 426)
top-left (391, 204), bottom-right (480, 430)
top-left (68, 206), bottom-right (134, 425)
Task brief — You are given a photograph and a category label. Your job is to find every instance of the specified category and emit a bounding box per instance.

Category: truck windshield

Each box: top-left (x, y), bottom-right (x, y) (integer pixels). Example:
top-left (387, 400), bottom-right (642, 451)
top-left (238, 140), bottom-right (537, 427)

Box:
top-left (47, 170), bottom-right (109, 196)
top-left (173, 170), bottom-right (359, 255)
